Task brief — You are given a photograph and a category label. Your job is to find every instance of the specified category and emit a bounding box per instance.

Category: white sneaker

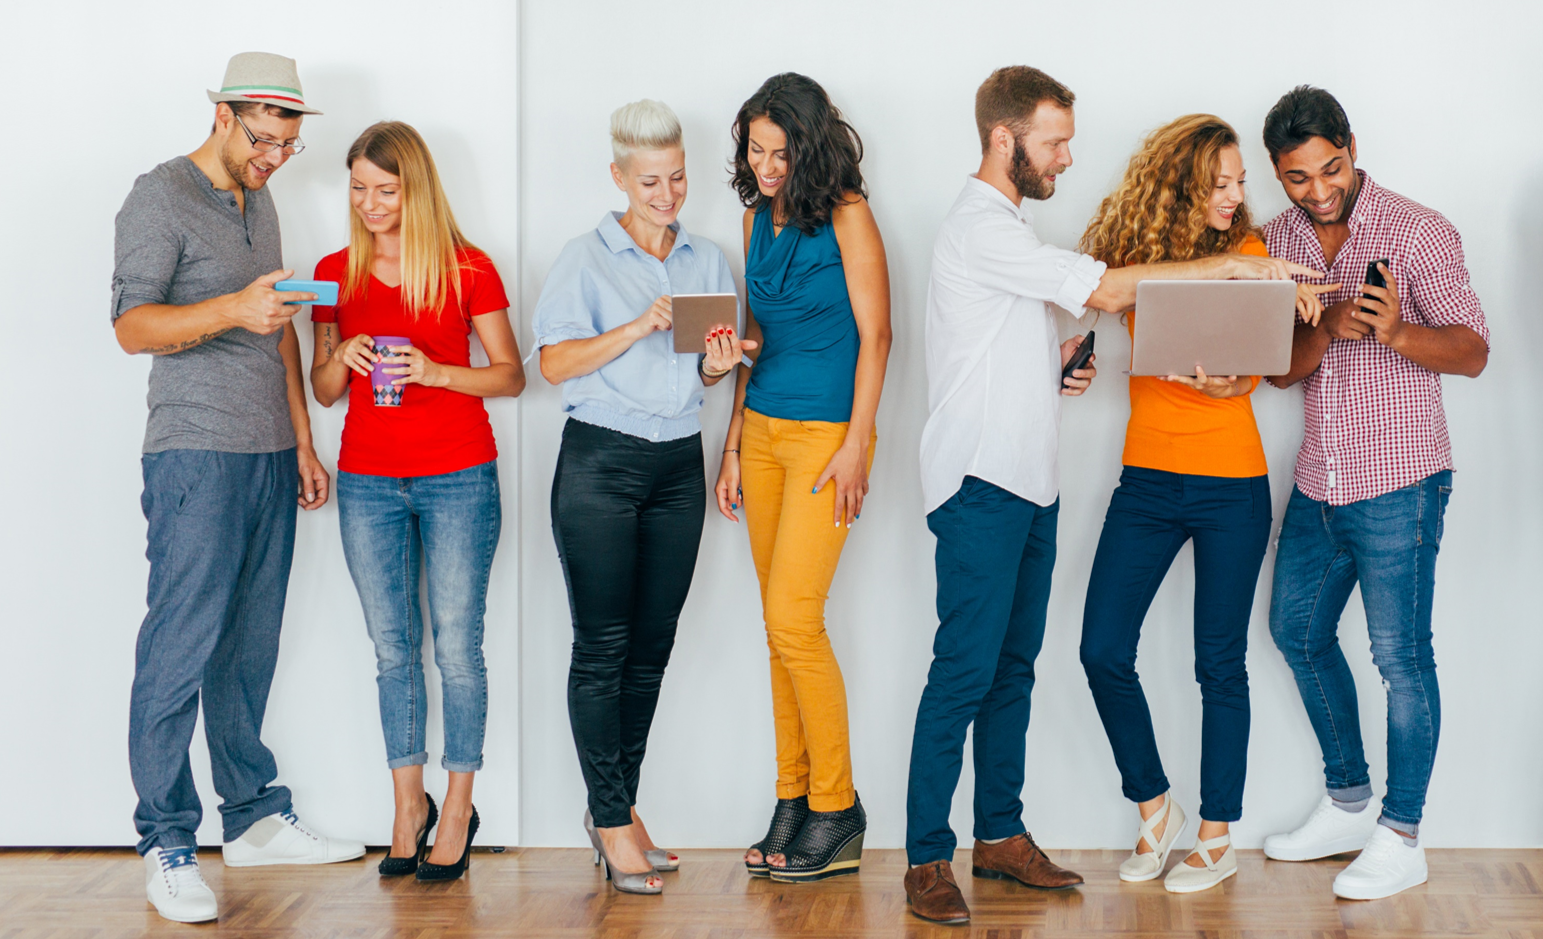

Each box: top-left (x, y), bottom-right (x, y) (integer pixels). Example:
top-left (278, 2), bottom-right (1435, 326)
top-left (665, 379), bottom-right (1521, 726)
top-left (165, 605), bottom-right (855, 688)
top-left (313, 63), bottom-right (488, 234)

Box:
top-left (1164, 834), bottom-right (1237, 894)
top-left (1119, 792), bottom-right (1188, 882)
top-left (144, 847), bottom-right (218, 923)
top-left (1263, 795), bottom-right (1380, 861)
top-left (1333, 825), bottom-right (1427, 899)
top-left (222, 810), bottom-right (366, 867)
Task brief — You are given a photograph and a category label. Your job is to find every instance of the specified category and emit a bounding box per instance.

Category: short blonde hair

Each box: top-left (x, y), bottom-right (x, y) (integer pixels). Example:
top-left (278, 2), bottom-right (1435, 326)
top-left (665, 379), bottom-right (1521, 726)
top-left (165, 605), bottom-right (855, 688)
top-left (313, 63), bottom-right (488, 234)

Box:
top-left (610, 99), bottom-right (683, 167)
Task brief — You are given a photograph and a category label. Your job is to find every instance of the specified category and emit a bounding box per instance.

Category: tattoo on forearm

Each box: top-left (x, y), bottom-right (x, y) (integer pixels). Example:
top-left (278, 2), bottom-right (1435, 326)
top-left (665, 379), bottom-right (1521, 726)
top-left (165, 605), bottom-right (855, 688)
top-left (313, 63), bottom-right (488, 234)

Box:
top-left (322, 325), bottom-right (335, 359)
top-left (143, 329), bottom-right (231, 355)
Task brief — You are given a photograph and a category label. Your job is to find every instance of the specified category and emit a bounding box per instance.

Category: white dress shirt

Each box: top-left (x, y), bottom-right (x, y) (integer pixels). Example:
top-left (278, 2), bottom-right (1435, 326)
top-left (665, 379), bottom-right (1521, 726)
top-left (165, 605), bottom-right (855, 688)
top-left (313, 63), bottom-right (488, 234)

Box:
top-left (919, 176), bottom-right (1107, 514)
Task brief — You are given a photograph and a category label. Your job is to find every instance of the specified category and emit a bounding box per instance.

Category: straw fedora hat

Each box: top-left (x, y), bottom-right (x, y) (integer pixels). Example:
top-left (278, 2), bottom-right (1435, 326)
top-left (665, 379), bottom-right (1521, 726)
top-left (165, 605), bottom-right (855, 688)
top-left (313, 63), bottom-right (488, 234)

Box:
top-left (206, 51), bottom-right (323, 115)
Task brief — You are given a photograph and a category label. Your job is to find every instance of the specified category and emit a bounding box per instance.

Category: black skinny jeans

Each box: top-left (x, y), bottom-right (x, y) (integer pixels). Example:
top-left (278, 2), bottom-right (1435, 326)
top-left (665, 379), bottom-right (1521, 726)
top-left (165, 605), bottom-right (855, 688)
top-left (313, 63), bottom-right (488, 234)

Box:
top-left (551, 419), bottom-right (706, 828)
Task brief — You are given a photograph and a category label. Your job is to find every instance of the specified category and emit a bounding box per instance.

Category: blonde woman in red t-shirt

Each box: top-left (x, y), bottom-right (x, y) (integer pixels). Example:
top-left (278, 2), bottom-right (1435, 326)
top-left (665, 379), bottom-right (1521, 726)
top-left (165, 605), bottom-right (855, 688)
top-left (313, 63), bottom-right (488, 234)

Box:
top-left (309, 121), bottom-right (524, 882)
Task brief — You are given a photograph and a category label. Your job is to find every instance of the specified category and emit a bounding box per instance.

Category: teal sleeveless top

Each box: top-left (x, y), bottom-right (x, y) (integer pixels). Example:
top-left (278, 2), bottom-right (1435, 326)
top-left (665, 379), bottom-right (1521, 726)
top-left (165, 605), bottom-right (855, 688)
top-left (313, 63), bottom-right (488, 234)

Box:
top-left (744, 206), bottom-right (860, 422)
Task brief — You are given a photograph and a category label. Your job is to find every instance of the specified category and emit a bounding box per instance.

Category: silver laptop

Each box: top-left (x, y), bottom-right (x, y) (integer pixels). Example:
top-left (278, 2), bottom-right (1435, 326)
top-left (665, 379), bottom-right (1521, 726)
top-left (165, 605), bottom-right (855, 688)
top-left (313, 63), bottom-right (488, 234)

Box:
top-left (1131, 280), bottom-right (1296, 376)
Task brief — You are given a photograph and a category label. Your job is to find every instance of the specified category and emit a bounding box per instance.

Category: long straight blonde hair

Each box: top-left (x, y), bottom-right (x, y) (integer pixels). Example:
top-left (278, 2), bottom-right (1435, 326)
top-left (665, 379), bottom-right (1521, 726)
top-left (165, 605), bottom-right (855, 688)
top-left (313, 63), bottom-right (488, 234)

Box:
top-left (343, 121), bottom-right (476, 316)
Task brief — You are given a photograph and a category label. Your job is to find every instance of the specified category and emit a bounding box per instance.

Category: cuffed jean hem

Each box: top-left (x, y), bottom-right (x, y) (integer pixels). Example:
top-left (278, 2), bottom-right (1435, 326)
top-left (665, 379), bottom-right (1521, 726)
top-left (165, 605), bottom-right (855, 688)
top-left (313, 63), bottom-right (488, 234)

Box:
top-left (442, 757), bottom-right (484, 773)
top-left (1380, 812), bottom-right (1422, 833)
top-left (809, 787), bottom-right (856, 813)
top-left (1124, 777), bottom-right (1172, 807)
top-left (1329, 782), bottom-right (1375, 803)
top-left (777, 778), bottom-right (811, 800)
top-left (387, 752), bottom-right (429, 770)
top-left (138, 829), bottom-right (200, 856)
top-left (1198, 806), bottom-right (1243, 824)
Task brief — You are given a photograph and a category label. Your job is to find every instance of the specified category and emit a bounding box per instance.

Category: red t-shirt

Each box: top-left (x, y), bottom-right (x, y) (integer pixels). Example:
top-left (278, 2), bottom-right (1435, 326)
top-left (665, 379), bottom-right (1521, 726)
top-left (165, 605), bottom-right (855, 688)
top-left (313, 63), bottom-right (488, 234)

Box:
top-left (312, 247), bottom-right (510, 478)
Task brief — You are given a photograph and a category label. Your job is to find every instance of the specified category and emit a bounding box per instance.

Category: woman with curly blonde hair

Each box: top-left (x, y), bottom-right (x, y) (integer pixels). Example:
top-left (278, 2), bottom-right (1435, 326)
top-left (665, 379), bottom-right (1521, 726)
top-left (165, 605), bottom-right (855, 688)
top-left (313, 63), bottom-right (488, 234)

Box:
top-left (1076, 114), bottom-right (1331, 895)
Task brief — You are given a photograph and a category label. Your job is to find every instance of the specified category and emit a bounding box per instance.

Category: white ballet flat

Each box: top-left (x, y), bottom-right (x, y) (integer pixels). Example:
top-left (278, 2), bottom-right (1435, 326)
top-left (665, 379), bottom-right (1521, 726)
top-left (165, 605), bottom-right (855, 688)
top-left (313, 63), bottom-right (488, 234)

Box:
top-left (1164, 834), bottom-right (1237, 894)
top-left (1119, 792), bottom-right (1188, 883)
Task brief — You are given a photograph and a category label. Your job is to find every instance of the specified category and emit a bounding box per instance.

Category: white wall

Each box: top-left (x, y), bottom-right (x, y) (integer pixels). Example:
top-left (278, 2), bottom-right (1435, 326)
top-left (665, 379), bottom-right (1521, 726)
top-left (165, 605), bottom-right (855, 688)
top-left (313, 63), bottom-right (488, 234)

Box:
top-left (3, 0), bottom-right (1540, 851)
top-left (1, 0), bottom-right (522, 847)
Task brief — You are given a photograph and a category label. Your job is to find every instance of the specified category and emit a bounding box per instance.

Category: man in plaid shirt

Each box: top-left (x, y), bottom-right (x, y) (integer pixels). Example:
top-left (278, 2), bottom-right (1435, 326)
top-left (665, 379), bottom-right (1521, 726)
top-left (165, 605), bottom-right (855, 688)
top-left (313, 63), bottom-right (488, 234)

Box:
top-left (1256, 86), bottom-right (1489, 901)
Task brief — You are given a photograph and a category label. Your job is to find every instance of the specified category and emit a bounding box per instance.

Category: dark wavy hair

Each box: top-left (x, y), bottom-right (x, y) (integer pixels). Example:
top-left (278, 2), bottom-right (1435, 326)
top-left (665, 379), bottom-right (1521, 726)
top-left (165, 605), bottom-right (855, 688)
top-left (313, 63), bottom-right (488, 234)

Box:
top-left (1263, 85), bottom-right (1352, 164)
top-left (730, 73), bottom-right (866, 235)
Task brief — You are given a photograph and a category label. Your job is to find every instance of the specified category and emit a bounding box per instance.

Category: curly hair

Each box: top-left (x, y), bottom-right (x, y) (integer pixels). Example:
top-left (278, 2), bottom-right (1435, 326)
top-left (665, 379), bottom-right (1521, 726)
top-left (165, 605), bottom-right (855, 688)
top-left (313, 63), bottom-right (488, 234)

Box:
top-left (1080, 114), bottom-right (1254, 267)
top-left (730, 73), bottom-right (866, 235)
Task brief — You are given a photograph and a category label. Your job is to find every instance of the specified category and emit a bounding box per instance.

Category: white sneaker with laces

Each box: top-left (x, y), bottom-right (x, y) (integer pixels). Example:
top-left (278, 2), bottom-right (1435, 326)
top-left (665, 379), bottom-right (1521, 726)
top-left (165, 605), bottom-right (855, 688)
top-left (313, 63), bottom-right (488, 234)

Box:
top-left (144, 846), bottom-right (218, 923)
top-left (1263, 795), bottom-right (1381, 861)
top-left (1333, 825), bottom-right (1427, 899)
top-left (222, 810), bottom-right (366, 867)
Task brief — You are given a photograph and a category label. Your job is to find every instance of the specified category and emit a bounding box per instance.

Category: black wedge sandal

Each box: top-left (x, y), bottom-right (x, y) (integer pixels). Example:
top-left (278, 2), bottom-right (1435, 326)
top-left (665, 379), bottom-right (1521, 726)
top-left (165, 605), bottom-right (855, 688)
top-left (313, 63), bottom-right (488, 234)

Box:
top-left (745, 795), bottom-right (809, 878)
top-left (768, 793), bottom-right (866, 883)
top-left (378, 792), bottom-right (438, 876)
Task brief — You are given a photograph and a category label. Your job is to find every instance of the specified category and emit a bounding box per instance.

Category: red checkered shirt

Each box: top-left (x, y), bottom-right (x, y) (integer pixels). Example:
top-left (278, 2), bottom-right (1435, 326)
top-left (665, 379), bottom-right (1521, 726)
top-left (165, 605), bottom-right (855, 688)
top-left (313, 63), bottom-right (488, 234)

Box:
top-left (1262, 171), bottom-right (1488, 505)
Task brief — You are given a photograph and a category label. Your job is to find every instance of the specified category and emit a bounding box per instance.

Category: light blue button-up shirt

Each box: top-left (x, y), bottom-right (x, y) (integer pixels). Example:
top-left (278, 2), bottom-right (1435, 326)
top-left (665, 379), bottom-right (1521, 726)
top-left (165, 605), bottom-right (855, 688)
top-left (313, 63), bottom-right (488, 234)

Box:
top-left (533, 212), bottom-right (738, 441)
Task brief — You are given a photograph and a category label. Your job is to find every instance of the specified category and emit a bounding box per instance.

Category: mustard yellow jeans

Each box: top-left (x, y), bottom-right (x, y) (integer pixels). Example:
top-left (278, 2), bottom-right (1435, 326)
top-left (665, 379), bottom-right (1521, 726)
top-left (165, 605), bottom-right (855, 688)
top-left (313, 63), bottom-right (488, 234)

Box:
top-left (740, 408), bottom-right (876, 813)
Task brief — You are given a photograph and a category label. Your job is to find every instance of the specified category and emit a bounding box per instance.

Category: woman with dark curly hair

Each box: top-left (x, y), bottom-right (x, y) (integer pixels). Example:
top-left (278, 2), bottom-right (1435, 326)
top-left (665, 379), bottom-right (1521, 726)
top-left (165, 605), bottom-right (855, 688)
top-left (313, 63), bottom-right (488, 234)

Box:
top-left (1077, 114), bottom-right (1332, 894)
top-left (713, 72), bottom-right (892, 883)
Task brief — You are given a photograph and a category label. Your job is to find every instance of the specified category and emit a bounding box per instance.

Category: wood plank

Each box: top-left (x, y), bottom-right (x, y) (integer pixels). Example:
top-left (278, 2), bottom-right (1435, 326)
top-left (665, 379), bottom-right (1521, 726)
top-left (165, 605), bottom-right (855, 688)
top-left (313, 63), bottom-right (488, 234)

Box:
top-left (0, 848), bottom-right (1539, 938)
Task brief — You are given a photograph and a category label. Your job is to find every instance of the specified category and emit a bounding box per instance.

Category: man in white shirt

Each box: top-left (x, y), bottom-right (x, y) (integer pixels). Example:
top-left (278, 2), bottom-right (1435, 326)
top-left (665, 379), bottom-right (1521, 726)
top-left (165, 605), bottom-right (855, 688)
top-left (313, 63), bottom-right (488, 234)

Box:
top-left (902, 66), bottom-right (1315, 924)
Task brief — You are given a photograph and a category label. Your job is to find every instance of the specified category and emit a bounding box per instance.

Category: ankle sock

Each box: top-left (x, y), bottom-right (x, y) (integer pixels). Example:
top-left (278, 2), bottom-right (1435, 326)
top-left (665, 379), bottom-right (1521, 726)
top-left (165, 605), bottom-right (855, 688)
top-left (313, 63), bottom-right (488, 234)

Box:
top-left (1378, 817), bottom-right (1419, 847)
top-left (978, 836), bottom-right (1007, 844)
top-left (1327, 784), bottom-right (1374, 814)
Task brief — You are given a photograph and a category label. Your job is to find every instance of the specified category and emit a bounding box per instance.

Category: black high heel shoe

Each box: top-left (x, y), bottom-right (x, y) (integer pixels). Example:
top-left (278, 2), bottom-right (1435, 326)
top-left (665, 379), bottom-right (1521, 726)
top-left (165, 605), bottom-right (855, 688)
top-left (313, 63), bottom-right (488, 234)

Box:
top-left (416, 806), bottom-right (479, 882)
top-left (768, 793), bottom-right (866, 883)
top-left (379, 792), bottom-right (438, 876)
top-left (745, 795), bottom-right (809, 878)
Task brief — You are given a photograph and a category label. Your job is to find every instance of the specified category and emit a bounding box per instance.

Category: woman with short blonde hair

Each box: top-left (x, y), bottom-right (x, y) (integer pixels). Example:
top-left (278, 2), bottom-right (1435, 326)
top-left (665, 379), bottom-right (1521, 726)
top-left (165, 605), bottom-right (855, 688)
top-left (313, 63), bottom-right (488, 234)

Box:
top-left (309, 120), bottom-right (525, 883)
top-left (533, 99), bottom-right (748, 895)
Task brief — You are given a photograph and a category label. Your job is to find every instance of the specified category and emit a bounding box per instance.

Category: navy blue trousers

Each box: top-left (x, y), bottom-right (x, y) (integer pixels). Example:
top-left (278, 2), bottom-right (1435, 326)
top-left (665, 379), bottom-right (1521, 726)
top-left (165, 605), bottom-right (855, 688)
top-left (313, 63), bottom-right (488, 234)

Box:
top-left (906, 477), bottom-right (1058, 864)
top-left (1079, 467), bottom-right (1270, 823)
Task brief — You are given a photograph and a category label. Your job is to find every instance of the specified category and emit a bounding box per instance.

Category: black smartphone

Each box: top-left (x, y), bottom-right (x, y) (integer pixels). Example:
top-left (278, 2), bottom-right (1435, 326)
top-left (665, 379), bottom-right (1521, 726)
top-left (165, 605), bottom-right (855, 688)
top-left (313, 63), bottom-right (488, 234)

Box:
top-left (1362, 258), bottom-right (1391, 313)
top-left (1060, 330), bottom-right (1095, 385)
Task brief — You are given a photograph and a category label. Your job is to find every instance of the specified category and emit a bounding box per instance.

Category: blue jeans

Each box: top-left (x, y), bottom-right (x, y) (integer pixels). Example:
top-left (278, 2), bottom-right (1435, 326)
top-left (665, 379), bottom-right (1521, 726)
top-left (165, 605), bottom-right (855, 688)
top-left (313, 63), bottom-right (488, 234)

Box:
top-left (129, 449), bottom-right (298, 854)
top-left (1268, 471), bottom-right (1451, 830)
top-left (906, 477), bottom-right (1058, 865)
top-left (337, 460), bottom-right (501, 772)
top-left (1079, 467), bottom-right (1271, 823)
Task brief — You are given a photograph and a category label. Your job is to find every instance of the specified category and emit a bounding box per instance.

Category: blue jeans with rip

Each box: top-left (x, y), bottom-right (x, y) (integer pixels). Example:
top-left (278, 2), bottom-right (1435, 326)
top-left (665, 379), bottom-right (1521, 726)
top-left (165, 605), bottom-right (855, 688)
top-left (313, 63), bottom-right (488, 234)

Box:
top-left (1268, 471), bottom-right (1451, 831)
top-left (129, 449), bottom-right (298, 854)
top-left (906, 477), bottom-right (1058, 865)
top-left (338, 460), bottom-right (501, 773)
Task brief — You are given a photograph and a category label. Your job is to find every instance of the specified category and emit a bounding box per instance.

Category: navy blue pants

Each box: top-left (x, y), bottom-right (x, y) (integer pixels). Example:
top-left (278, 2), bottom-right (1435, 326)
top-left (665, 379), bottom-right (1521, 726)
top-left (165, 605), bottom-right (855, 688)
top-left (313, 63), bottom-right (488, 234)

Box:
top-left (1079, 467), bottom-right (1271, 823)
top-left (129, 449), bottom-right (298, 854)
top-left (906, 477), bottom-right (1058, 864)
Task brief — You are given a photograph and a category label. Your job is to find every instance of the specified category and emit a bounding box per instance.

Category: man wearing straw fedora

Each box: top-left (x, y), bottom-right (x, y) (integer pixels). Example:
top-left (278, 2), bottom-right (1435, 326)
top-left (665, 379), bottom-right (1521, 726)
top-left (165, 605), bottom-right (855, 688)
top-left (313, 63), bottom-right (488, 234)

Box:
top-left (112, 52), bottom-right (364, 924)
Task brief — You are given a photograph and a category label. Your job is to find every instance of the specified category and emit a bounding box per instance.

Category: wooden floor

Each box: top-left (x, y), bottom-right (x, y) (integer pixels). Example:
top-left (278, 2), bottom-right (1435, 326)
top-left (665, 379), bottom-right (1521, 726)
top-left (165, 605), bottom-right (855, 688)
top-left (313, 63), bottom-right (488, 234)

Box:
top-left (2, 846), bottom-right (1541, 938)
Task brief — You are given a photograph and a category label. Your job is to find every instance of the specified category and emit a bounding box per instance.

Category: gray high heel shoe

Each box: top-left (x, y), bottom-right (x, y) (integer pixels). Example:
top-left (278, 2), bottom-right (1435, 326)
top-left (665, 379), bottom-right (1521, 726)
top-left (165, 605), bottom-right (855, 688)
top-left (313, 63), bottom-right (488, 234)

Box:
top-left (645, 849), bottom-right (680, 872)
top-left (583, 810), bottom-right (663, 895)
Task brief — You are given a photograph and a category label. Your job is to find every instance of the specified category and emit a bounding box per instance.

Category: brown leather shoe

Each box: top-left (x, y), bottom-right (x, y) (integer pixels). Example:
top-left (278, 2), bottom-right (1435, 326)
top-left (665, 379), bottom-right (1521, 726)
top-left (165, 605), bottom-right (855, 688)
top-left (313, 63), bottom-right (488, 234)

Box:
top-left (972, 832), bottom-right (1084, 889)
top-left (904, 860), bottom-right (971, 924)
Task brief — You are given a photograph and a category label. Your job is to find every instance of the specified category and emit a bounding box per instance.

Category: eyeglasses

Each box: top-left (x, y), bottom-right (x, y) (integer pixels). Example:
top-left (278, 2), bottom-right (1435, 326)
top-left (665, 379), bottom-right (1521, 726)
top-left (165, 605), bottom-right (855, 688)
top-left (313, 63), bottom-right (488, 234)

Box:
top-left (234, 113), bottom-right (306, 155)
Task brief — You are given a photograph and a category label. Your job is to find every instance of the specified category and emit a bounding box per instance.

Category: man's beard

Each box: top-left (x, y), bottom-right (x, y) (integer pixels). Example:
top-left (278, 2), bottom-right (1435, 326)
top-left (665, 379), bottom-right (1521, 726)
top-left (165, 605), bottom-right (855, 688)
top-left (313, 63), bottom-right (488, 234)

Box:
top-left (1010, 136), bottom-right (1056, 201)
top-left (1300, 170), bottom-right (1360, 224)
top-left (220, 139), bottom-right (268, 191)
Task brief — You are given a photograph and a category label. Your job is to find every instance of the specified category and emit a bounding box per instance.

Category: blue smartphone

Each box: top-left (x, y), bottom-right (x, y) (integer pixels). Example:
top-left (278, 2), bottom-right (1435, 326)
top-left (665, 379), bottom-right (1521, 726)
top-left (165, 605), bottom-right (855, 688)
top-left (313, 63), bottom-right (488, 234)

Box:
top-left (274, 279), bottom-right (339, 306)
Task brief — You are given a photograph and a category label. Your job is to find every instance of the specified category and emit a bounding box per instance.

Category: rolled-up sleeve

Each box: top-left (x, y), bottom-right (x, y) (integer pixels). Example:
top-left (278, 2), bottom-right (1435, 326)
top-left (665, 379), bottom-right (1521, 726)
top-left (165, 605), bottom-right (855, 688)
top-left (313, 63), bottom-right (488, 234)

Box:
top-left (531, 246), bottom-right (601, 347)
top-left (110, 184), bottom-right (180, 323)
top-left (962, 216), bottom-right (1106, 313)
top-left (1407, 215), bottom-right (1488, 348)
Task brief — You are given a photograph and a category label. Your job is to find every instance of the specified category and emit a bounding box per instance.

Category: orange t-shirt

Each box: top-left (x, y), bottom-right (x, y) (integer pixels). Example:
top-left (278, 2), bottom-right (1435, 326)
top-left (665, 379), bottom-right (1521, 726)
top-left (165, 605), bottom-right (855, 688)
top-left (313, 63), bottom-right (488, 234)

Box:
top-left (1120, 234), bottom-right (1269, 478)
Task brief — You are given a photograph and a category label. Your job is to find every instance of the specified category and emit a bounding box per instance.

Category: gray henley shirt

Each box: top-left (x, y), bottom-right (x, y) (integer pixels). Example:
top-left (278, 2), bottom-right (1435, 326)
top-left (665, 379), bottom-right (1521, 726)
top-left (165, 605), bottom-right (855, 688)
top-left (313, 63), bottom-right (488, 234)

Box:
top-left (111, 156), bottom-right (297, 454)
